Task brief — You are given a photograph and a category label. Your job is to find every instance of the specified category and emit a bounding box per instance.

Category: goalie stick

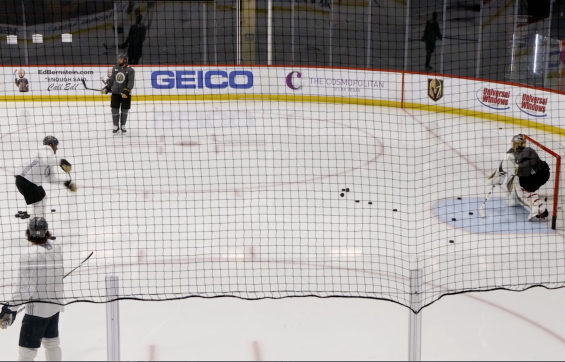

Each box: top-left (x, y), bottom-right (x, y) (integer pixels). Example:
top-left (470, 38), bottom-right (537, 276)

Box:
top-left (81, 79), bottom-right (105, 92)
top-left (478, 185), bottom-right (496, 218)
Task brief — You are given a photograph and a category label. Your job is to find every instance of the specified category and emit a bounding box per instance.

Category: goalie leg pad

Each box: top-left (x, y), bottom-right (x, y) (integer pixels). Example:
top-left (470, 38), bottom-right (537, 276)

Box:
top-left (515, 181), bottom-right (547, 220)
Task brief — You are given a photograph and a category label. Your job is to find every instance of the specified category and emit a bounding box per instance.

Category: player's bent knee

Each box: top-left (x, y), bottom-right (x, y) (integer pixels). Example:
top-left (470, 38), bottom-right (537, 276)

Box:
top-left (18, 346), bottom-right (38, 360)
top-left (42, 337), bottom-right (60, 349)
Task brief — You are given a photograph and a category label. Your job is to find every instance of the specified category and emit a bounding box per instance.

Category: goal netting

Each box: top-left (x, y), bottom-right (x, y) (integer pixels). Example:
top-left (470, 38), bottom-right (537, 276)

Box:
top-left (524, 135), bottom-right (563, 230)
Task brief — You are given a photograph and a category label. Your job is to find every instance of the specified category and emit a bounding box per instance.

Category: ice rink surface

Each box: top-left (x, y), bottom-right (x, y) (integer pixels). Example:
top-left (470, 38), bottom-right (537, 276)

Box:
top-left (0, 100), bottom-right (564, 360)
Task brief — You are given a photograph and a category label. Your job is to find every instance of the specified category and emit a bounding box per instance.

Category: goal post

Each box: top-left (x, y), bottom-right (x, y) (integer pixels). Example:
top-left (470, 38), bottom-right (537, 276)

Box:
top-left (524, 135), bottom-right (562, 230)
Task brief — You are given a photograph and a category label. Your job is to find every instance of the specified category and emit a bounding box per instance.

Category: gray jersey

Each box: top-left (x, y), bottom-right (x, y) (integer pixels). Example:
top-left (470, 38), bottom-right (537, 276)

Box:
top-left (107, 64), bottom-right (135, 94)
top-left (507, 147), bottom-right (545, 177)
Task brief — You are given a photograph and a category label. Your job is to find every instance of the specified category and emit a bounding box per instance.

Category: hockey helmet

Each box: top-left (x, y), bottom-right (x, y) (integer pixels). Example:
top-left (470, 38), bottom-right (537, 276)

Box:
top-left (28, 217), bottom-right (48, 238)
top-left (511, 134), bottom-right (526, 151)
top-left (117, 53), bottom-right (128, 62)
top-left (43, 135), bottom-right (59, 148)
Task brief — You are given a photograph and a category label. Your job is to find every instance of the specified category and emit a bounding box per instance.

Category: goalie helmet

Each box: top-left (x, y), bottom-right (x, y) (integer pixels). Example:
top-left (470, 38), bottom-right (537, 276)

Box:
top-left (511, 134), bottom-right (526, 151)
top-left (28, 217), bottom-right (48, 238)
top-left (43, 135), bottom-right (59, 148)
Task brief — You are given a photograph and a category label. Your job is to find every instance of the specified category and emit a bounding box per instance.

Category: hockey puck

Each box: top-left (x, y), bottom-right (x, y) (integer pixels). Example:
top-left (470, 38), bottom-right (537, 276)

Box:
top-left (355, 200), bottom-right (360, 203)
top-left (469, 212), bottom-right (473, 215)
top-left (368, 202), bottom-right (373, 205)
top-left (24, 215), bottom-right (30, 219)
top-left (449, 240), bottom-right (454, 244)
top-left (346, 188), bottom-right (350, 192)
top-left (51, 209), bottom-right (56, 212)
top-left (18, 211), bottom-right (24, 214)
top-left (452, 218), bottom-right (456, 221)
top-left (340, 193), bottom-right (345, 197)
top-left (457, 197), bottom-right (461, 200)
top-left (393, 209), bottom-right (398, 212)
top-left (15, 214), bottom-right (20, 218)
top-left (341, 189), bottom-right (345, 192)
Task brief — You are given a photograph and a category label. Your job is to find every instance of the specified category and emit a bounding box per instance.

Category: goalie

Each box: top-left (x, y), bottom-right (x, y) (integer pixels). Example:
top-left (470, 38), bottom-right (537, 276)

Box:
top-left (489, 134), bottom-right (550, 220)
top-left (15, 136), bottom-right (77, 219)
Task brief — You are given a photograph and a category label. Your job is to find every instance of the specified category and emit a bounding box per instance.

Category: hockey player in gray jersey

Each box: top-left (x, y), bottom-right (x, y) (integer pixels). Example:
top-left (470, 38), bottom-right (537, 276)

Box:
top-left (1, 217), bottom-right (64, 361)
top-left (15, 136), bottom-right (77, 219)
top-left (102, 53), bottom-right (135, 135)
top-left (488, 134), bottom-right (550, 220)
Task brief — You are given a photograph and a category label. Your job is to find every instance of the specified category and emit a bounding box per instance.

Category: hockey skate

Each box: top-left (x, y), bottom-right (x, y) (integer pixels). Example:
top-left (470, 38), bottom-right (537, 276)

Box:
top-left (536, 209), bottom-right (549, 220)
top-left (121, 125), bottom-right (127, 134)
top-left (113, 126), bottom-right (120, 136)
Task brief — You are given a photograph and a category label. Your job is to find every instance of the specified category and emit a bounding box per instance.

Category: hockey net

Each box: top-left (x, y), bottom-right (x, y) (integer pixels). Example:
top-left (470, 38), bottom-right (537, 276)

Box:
top-left (524, 135), bottom-right (563, 230)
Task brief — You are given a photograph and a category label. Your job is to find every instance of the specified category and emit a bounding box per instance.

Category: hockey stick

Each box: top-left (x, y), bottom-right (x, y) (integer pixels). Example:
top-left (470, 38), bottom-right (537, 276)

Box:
top-left (81, 79), bottom-right (105, 92)
top-left (64, 252), bottom-right (94, 279)
top-left (478, 185), bottom-right (496, 218)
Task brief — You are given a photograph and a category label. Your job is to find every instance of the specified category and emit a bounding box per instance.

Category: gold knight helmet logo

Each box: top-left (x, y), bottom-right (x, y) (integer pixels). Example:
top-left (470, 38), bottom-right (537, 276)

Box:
top-left (428, 78), bottom-right (443, 102)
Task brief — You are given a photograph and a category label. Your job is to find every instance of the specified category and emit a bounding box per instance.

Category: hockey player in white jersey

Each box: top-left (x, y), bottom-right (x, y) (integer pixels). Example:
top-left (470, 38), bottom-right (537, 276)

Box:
top-left (0, 217), bottom-right (64, 361)
top-left (15, 136), bottom-right (77, 219)
top-left (488, 134), bottom-right (551, 220)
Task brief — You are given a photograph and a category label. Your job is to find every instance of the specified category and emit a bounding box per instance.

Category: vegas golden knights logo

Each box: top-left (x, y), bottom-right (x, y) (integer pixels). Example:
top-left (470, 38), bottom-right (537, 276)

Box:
top-left (428, 78), bottom-right (443, 102)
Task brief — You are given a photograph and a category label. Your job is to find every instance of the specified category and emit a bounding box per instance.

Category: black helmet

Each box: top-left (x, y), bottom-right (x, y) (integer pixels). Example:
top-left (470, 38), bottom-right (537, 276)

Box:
top-left (28, 217), bottom-right (48, 238)
top-left (43, 136), bottom-right (59, 148)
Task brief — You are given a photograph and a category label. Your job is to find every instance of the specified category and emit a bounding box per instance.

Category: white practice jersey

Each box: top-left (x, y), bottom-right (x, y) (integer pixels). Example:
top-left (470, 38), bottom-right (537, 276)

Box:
top-left (11, 240), bottom-right (65, 318)
top-left (18, 146), bottom-right (65, 186)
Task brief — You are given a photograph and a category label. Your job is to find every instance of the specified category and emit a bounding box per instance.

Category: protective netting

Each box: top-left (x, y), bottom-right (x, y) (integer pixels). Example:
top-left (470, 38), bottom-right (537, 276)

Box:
top-left (0, 0), bottom-right (564, 313)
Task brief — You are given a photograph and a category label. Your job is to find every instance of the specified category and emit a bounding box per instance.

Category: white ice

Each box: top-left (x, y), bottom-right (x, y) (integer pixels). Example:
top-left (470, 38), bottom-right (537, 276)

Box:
top-left (0, 101), bottom-right (564, 360)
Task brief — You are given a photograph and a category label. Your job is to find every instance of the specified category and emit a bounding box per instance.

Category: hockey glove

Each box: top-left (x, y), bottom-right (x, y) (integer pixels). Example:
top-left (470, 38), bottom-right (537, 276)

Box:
top-left (121, 88), bottom-right (130, 98)
top-left (0, 305), bottom-right (17, 329)
top-left (487, 170), bottom-right (506, 186)
top-left (60, 159), bottom-right (72, 173)
top-left (101, 87), bottom-right (109, 95)
top-left (64, 180), bottom-right (77, 192)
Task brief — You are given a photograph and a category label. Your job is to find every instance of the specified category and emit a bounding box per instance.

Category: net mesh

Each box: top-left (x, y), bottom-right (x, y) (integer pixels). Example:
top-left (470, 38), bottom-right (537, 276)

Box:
top-left (0, 0), bottom-right (564, 313)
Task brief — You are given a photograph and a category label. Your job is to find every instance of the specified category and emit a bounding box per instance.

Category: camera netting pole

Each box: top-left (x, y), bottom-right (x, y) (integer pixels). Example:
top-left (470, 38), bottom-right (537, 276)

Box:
top-left (408, 269), bottom-right (422, 361)
top-left (106, 275), bottom-right (121, 361)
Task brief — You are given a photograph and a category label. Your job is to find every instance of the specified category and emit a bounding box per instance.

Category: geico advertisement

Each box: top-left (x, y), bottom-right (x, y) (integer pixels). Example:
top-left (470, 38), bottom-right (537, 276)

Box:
top-left (1, 67), bottom-right (259, 96)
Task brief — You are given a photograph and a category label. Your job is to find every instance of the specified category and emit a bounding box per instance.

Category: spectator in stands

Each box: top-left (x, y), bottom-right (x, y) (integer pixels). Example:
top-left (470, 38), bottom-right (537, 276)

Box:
top-left (421, 12), bottom-right (443, 70)
top-left (119, 9), bottom-right (146, 65)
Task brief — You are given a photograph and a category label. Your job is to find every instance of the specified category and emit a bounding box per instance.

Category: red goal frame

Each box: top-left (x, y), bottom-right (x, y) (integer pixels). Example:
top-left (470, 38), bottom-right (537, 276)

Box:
top-left (525, 135), bottom-right (561, 230)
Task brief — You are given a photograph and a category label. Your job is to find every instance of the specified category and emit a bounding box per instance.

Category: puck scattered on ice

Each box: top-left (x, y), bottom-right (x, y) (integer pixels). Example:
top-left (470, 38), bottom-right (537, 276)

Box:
top-left (18, 211), bottom-right (24, 214)
top-left (393, 209), bottom-right (398, 212)
top-left (469, 212), bottom-right (473, 215)
top-left (341, 189), bottom-right (345, 192)
top-left (51, 237), bottom-right (56, 240)
top-left (25, 215), bottom-right (30, 219)
top-left (449, 240), bottom-right (454, 244)
top-left (340, 193), bottom-right (345, 197)
top-left (355, 200), bottom-right (360, 203)
top-left (346, 188), bottom-right (350, 192)
top-left (368, 202), bottom-right (373, 205)
top-left (457, 197), bottom-right (461, 200)
top-left (452, 218), bottom-right (456, 221)
top-left (499, 128), bottom-right (502, 129)
top-left (15, 214), bottom-right (20, 218)
top-left (51, 209), bottom-right (56, 212)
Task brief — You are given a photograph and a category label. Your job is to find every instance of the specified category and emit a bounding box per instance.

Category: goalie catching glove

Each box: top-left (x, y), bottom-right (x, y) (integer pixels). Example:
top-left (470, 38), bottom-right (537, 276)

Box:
top-left (0, 305), bottom-right (17, 329)
top-left (64, 180), bottom-right (77, 192)
top-left (60, 159), bottom-right (72, 173)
